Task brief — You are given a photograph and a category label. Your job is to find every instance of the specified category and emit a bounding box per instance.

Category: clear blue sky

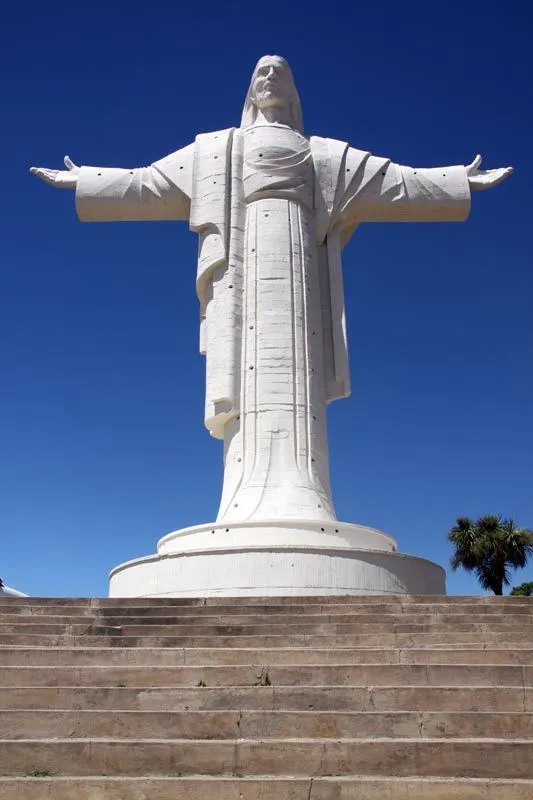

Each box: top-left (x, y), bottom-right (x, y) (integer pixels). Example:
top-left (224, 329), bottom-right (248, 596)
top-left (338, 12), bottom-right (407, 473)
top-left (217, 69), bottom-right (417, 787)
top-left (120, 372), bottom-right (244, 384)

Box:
top-left (1, 1), bottom-right (531, 597)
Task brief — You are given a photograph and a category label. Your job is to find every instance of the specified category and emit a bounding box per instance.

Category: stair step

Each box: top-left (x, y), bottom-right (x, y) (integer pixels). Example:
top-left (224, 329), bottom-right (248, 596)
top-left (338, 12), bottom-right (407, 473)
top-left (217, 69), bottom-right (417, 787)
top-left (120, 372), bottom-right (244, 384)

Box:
top-left (0, 595), bottom-right (530, 606)
top-left (1, 646), bottom-right (533, 666)
top-left (0, 737), bottom-right (532, 778)
top-left (7, 601), bottom-right (528, 616)
top-left (1, 776), bottom-right (532, 800)
top-left (1, 685), bottom-right (530, 711)
top-left (2, 709), bottom-right (533, 739)
top-left (5, 632), bottom-right (533, 649)
top-left (0, 663), bottom-right (530, 687)
top-left (2, 620), bottom-right (533, 635)
top-left (4, 611), bottom-right (533, 626)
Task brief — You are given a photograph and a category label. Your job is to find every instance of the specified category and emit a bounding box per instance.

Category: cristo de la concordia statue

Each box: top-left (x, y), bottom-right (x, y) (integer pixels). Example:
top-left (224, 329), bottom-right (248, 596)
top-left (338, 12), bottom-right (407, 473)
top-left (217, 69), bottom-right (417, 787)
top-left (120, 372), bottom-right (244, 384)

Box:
top-left (32, 56), bottom-right (512, 598)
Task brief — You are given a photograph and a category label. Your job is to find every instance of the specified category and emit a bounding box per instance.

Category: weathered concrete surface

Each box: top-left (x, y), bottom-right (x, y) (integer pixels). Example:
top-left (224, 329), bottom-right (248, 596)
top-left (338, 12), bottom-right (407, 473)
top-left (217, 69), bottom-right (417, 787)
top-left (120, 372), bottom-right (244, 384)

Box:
top-left (2, 776), bottom-right (533, 800)
top-left (0, 662), bottom-right (528, 687)
top-left (1, 737), bottom-right (533, 778)
top-left (0, 685), bottom-right (531, 711)
top-left (2, 710), bottom-right (533, 740)
top-left (0, 595), bottom-right (532, 795)
top-left (2, 645), bottom-right (533, 666)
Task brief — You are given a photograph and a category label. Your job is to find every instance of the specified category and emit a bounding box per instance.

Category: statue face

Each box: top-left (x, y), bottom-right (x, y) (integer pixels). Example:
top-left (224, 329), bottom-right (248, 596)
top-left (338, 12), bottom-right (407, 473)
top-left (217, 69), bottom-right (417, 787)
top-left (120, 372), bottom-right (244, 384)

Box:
top-left (251, 58), bottom-right (293, 110)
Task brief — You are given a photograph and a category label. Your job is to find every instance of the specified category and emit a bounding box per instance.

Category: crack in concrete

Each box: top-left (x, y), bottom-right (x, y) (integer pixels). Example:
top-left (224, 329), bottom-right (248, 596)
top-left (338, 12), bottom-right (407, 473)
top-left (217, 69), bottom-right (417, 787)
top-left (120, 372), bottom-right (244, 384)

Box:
top-left (232, 740), bottom-right (238, 778)
top-left (312, 741), bottom-right (328, 779)
top-left (236, 709), bottom-right (243, 739)
top-left (307, 776), bottom-right (314, 800)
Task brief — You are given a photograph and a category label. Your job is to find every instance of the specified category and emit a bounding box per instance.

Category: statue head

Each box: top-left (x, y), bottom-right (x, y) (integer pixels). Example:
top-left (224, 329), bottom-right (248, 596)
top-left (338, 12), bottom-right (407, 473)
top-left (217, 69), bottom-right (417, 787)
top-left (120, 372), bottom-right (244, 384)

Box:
top-left (241, 55), bottom-right (304, 133)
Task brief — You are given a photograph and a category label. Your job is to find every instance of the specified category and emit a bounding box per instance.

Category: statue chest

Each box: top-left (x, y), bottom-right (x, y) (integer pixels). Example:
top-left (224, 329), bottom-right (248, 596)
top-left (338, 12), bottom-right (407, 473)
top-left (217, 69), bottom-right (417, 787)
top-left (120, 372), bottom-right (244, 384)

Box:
top-left (243, 124), bottom-right (314, 208)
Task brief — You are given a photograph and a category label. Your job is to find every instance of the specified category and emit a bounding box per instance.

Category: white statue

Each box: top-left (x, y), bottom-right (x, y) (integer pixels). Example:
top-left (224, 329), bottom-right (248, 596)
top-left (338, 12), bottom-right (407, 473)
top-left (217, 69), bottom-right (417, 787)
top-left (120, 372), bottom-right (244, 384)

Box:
top-left (31, 56), bottom-right (512, 597)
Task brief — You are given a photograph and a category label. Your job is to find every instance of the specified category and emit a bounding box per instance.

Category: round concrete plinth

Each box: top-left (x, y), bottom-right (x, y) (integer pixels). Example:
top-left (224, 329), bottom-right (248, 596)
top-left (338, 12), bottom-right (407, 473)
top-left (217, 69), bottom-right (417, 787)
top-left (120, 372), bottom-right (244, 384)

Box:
top-left (109, 520), bottom-right (445, 597)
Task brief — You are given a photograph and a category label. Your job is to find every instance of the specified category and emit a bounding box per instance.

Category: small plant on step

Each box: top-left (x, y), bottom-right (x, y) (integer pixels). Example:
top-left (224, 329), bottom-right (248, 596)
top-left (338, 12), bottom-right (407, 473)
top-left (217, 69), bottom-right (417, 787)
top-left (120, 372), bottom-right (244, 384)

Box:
top-left (233, 772), bottom-right (244, 778)
top-left (24, 770), bottom-right (55, 778)
top-left (254, 667), bottom-right (271, 686)
top-left (197, 679), bottom-right (207, 687)
top-left (115, 682), bottom-right (126, 688)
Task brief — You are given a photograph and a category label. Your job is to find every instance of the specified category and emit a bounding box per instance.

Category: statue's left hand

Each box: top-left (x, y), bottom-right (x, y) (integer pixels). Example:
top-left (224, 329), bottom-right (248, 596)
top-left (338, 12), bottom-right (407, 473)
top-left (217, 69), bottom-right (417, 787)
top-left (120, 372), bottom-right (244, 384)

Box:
top-left (466, 155), bottom-right (514, 191)
top-left (30, 156), bottom-right (80, 189)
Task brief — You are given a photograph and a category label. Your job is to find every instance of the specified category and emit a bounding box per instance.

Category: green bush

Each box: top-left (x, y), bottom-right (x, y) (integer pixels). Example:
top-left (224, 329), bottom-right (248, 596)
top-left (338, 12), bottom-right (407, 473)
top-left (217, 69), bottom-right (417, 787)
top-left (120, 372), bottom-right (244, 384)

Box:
top-left (510, 581), bottom-right (533, 596)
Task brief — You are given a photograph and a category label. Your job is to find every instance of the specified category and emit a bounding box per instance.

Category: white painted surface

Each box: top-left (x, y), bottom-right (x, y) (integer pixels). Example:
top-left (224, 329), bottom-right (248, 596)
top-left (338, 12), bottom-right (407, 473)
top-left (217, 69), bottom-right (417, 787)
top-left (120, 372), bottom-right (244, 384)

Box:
top-left (109, 542), bottom-right (445, 598)
top-left (30, 55), bottom-right (511, 598)
top-left (156, 520), bottom-right (397, 556)
top-left (109, 519), bottom-right (444, 598)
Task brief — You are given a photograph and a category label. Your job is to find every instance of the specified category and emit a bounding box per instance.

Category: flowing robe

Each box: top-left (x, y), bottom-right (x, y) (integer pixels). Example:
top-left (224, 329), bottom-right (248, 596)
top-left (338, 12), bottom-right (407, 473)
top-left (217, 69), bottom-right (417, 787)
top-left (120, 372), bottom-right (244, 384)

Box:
top-left (76, 126), bottom-right (470, 522)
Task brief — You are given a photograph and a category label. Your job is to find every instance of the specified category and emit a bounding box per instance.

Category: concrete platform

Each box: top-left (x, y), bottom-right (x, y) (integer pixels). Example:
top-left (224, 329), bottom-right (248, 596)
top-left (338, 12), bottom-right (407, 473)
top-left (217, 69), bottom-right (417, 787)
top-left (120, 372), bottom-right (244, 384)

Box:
top-left (109, 521), bottom-right (445, 598)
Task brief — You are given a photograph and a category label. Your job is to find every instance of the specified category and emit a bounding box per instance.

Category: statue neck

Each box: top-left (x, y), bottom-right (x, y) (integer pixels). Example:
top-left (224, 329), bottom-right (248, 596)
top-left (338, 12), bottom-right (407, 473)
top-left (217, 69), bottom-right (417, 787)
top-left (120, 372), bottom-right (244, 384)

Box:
top-left (253, 105), bottom-right (294, 128)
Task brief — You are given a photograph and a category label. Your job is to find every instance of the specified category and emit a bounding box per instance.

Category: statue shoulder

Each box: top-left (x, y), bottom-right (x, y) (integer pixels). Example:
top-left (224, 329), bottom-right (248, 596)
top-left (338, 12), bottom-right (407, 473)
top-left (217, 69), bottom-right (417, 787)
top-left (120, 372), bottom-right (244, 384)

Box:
top-left (153, 128), bottom-right (236, 184)
top-left (193, 128), bottom-right (237, 182)
top-left (152, 142), bottom-right (196, 198)
top-left (195, 127), bottom-right (236, 143)
top-left (310, 134), bottom-right (348, 150)
top-left (310, 135), bottom-right (370, 161)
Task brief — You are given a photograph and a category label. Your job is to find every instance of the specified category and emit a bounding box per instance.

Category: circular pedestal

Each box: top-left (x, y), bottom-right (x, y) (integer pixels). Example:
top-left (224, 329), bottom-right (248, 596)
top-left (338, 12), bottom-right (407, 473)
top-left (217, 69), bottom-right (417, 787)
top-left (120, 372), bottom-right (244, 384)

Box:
top-left (109, 520), bottom-right (445, 597)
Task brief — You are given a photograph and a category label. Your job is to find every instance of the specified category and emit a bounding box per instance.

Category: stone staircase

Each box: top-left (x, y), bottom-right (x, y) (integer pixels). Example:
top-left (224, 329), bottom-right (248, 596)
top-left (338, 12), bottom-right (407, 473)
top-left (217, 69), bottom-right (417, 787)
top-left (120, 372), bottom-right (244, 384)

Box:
top-left (1, 595), bottom-right (533, 798)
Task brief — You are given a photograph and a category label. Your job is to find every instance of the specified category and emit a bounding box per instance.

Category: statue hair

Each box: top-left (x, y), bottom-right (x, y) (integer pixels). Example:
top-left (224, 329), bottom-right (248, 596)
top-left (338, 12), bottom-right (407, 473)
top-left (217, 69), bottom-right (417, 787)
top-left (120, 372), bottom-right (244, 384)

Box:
top-left (240, 56), bottom-right (304, 133)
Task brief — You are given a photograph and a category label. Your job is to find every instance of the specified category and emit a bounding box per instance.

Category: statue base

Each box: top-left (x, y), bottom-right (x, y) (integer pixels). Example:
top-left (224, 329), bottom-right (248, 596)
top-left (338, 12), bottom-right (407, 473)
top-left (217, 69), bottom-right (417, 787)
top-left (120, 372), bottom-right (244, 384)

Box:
top-left (108, 520), bottom-right (445, 597)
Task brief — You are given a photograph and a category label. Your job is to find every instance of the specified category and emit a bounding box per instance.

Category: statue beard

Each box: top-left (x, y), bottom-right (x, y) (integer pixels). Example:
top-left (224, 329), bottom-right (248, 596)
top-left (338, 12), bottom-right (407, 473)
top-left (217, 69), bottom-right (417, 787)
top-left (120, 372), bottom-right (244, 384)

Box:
top-left (253, 91), bottom-right (289, 110)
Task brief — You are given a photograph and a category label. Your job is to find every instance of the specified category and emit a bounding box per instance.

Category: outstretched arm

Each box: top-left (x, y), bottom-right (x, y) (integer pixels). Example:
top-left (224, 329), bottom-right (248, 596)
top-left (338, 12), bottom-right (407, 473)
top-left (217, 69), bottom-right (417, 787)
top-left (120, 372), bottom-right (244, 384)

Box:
top-left (30, 145), bottom-right (194, 223)
top-left (338, 149), bottom-right (513, 226)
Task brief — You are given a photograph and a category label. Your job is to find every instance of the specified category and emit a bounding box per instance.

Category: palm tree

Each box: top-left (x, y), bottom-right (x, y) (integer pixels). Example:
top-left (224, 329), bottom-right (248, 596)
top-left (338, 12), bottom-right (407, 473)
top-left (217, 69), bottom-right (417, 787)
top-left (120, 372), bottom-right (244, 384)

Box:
top-left (448, 515), bottom-right (533, 595)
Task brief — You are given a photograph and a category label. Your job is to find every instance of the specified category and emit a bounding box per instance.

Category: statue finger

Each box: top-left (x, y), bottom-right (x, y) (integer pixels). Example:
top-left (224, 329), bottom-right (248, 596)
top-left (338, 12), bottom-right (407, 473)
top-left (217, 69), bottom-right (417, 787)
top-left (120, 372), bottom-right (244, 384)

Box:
top-left (490, 167), bottom-right (511, 179)
top-left (64, 155), bottom-right (78, 171)
top-left (466, 155), bottom-right (480, 173)
top-left (492, 169), bottom-right (513, 186)
top-left (33, 168), bottom-right (57, 184)
top-left (477, 169), bottom-right (510, 188)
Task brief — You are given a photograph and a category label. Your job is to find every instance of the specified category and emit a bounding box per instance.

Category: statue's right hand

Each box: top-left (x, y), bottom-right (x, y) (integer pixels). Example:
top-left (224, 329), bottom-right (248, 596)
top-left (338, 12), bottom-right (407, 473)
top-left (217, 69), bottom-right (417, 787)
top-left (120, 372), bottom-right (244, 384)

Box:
top-left (30, 156), bottom-right (80, 189)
